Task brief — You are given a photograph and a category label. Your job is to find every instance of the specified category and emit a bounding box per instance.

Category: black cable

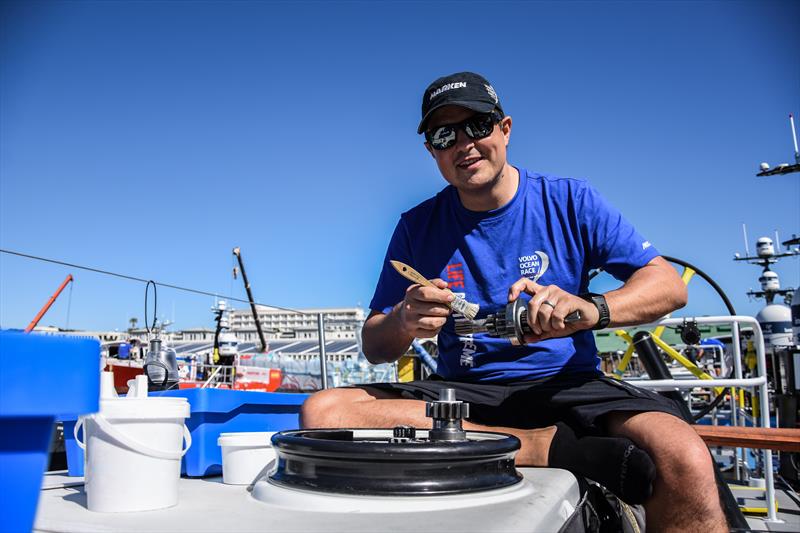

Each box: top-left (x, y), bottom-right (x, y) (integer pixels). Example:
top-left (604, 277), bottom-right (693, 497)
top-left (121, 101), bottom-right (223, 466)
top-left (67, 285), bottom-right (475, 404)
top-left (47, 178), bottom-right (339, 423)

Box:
top-left (654, 256), bottom-right (740, 421)
top-left (589, 255), bottom-right (739, 421)
top-left (0, 248), bottom-right (305, 315)
top-left (660, 255), bottom-right (737, 315)
top-left (691, 388), bottom-right (730, 421)
top-left (144, 280), bottom-right (157, 334)
top-left (589, 256), bottom-right (737, 315)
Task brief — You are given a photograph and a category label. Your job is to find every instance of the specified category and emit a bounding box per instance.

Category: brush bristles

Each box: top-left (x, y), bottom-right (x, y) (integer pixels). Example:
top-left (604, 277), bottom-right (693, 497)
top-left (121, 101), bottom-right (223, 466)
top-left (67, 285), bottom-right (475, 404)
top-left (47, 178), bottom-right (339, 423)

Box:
top-left (461, 302), bottom-right (480, 320)
top-left (450, 298), bottom-right (480, 320)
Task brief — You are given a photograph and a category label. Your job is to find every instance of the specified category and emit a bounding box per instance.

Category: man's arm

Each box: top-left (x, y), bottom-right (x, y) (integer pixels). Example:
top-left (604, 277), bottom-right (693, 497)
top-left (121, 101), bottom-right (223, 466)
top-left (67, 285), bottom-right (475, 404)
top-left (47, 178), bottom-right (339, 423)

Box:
top-left (509, 256), bottom-right (687, 342)
top-left (361, 279), bottom-right (453, 364)
top-left (603, 255), bottom-right (688, 327)
top-left (361, 307), bottom-right (415, 364)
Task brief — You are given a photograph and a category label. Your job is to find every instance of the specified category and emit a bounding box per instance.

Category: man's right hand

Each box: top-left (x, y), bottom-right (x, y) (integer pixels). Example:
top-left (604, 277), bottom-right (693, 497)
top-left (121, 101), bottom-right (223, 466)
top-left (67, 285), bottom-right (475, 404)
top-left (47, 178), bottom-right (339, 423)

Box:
top-left (394, 279), bottom-right (453, 338)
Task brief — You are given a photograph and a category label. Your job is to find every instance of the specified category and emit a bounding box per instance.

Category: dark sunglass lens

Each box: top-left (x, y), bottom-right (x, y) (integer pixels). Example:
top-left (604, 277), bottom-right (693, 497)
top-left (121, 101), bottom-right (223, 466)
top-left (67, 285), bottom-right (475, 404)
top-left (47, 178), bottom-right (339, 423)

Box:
top-left (465, 115), bottom-right (495, 139)
top-left (430, 126), bottom-right (456, 150)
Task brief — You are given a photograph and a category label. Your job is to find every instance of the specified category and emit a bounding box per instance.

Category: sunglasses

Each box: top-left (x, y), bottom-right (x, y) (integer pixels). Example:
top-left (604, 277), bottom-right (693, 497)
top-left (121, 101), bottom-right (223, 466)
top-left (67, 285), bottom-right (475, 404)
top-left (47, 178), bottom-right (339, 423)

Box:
top-left (425, 111), bottom-right (503, 151)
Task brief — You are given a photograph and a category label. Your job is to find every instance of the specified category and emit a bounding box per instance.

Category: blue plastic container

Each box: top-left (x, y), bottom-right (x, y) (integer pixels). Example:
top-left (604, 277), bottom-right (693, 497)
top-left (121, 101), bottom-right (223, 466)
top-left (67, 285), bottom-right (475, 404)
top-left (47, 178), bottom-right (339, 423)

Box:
top-left (155, 388), bottom-right (308, 477)
top-left (59, 418), bottom-right (84, 477)
top-left (0, 331), bottom-right (99, 533)
top-left (117, 343), bottom-right (131, 359)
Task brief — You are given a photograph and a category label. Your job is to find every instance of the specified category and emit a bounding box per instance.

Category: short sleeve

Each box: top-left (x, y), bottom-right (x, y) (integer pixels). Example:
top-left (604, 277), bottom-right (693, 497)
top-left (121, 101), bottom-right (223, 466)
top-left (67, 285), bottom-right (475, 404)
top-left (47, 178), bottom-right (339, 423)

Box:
top-left (577, 182), bottom-right (659, 281)
top-left (369, 218), bottom-right (415, 314)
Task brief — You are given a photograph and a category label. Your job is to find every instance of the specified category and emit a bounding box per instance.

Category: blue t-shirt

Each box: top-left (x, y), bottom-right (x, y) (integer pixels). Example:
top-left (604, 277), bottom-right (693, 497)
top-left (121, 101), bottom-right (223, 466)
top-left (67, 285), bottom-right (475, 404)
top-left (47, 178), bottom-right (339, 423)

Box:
top-left (369, 168), bottom-right (659, 383)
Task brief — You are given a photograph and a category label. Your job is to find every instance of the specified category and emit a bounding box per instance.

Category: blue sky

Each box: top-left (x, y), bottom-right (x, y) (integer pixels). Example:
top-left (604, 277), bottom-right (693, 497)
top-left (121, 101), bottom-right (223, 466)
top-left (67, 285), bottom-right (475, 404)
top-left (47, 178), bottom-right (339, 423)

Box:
top-left (1, 1), bottom-right (798, 331)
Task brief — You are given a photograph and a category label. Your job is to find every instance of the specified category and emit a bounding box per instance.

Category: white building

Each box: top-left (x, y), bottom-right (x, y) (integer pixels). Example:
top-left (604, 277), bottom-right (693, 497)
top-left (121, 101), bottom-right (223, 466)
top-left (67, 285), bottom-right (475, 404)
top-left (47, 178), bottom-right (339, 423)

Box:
top-left (31, 305), bottom-right (366, 349)
top-left (179, 328), bottom-right (216, 342)
top-left (32, 326), bottom-right (128, 343)
top-left (229, 305), bottom-right (365, 341)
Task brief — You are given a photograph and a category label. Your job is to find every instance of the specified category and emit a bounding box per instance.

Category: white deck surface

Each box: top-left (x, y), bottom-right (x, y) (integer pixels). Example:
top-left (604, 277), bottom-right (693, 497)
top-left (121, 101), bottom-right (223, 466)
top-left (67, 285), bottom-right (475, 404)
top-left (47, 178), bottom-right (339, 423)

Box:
top-left (34, 468), bottom-right (581, 533)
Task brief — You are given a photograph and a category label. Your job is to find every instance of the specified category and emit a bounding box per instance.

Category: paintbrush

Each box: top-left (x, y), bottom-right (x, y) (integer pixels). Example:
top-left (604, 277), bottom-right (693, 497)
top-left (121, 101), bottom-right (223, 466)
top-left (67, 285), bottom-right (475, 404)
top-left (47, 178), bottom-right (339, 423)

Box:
top-left (390, 260), bottom-right (481, 320)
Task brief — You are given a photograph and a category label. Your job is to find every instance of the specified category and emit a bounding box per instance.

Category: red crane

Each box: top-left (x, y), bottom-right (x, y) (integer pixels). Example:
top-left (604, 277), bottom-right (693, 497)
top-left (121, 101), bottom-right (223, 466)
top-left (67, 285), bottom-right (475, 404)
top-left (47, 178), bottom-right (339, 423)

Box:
top-left (24, 274), bottom-right (74, 333)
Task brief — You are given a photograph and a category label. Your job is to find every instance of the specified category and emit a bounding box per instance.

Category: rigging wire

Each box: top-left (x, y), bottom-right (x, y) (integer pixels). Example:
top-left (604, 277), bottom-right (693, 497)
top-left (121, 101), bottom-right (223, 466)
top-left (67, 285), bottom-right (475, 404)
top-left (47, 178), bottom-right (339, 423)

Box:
top-left (230, 253), bottom-right (235, 301)
top-left (0, 248), bottom-right (305, 315)
top-left (64, 281), bottom-right (73, 330)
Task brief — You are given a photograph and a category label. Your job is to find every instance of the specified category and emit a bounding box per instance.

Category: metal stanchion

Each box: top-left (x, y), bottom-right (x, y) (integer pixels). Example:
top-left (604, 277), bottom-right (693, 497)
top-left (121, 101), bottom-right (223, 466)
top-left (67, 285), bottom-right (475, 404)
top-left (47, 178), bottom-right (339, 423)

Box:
top-left (317, 313), bottom-right (328, 390)
top-left (731, 321), bottom-right (743, 481)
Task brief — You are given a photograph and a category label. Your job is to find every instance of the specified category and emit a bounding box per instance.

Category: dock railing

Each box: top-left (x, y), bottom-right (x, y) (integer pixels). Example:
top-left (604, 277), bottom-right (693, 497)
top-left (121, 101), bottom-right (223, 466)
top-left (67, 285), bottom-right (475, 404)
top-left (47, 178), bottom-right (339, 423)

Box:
top-left (613, 315), bottom-right (781, 523)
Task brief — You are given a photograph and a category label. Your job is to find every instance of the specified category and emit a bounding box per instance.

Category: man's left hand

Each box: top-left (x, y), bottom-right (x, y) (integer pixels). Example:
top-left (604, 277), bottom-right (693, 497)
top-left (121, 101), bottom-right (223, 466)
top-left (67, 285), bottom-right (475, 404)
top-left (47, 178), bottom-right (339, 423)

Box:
top-left (508, 278), bottom-right (600, 342)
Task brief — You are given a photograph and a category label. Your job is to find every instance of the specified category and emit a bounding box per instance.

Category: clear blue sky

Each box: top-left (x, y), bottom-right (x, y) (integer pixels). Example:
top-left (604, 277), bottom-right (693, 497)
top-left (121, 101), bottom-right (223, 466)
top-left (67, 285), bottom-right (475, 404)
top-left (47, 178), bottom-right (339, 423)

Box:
top-left (1, 1), bottom-right (798, 331)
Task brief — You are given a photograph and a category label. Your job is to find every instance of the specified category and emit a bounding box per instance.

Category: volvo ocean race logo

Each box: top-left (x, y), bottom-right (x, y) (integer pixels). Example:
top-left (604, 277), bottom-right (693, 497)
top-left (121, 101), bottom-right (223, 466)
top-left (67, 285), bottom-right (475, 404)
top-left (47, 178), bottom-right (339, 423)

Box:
top-left (518, 251), bottom-right (549, 279)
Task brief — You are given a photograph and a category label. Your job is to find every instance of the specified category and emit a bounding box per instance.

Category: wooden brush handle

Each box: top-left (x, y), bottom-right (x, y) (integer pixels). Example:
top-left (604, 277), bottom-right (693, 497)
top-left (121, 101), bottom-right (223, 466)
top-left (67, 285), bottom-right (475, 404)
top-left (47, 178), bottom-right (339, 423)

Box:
top-left (390, 261), bottom-right (456, 296)
top-left (390, 261), bottom-right (439, 289)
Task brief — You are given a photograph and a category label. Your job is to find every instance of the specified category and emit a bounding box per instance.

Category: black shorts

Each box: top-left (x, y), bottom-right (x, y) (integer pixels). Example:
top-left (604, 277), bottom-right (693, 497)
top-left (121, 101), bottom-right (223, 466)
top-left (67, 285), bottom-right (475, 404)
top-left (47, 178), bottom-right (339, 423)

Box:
top-left (362, 372), bottom-right (686, 436)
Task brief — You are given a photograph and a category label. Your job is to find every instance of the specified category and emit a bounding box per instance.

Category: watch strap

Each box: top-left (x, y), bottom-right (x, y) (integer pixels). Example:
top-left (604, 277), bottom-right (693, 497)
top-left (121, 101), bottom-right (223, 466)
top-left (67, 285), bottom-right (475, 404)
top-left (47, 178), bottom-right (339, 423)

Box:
top-left (580, 292), bottom-right (610, 330)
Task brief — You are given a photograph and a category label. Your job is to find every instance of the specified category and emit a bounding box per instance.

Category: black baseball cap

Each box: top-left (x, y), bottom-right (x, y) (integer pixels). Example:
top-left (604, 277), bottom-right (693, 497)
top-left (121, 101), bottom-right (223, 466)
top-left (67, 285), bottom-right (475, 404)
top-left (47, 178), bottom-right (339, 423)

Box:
top-left (417, 72), bottom-right (504, 134)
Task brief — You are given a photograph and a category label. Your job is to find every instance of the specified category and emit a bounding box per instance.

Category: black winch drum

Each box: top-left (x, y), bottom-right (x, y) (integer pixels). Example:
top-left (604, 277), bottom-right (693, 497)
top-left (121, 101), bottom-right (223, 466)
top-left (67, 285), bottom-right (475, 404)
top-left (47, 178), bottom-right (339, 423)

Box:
top-left (268, 428), bottom-right (522, 496)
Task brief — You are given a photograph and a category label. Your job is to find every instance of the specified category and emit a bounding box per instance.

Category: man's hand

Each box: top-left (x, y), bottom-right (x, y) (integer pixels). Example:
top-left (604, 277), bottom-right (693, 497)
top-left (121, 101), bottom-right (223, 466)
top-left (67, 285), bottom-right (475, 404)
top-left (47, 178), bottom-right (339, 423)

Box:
top-left (395, 279), bottom-right (453, 338)
top-left (508, 278), bottom-right (599, 342)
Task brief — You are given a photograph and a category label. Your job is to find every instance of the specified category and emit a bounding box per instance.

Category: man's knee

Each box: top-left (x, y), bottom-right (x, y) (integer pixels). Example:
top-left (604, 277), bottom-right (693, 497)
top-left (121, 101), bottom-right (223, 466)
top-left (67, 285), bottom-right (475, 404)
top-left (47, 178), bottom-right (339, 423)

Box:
top-left (300, 387), bottom-right (376, 428)
top-left (661, 435), bottom-right (714, 482)
top-left (300, 388), bottom-right (347, 428)
top-left (611, 413), bottom-right (717, 491)
top-left (645, 426), bottom-right (718, 508)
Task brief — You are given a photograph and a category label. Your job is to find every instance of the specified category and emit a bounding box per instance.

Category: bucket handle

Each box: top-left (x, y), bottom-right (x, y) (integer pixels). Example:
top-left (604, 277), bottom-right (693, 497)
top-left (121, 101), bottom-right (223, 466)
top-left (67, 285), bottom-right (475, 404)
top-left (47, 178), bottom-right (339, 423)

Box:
top-left (74, 415), bottom-right (192, 460)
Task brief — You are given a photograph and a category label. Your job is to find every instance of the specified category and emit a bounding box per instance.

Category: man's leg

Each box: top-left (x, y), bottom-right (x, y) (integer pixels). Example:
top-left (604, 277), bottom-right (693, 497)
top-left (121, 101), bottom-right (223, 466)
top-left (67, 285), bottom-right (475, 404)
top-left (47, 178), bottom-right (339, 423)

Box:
top-left (301, 386), bottom-right (557, 465)
top-left (606, 411), bottom-right (727, 533)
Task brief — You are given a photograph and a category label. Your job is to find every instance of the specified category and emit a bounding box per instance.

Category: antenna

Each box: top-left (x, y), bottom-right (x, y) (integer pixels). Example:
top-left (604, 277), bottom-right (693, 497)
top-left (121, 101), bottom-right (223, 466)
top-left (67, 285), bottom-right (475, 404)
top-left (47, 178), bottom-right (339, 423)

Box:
top-left (742, 223), bottom-right (750, 256)
top-left (775, 229), bottom-right (781, 253)
top-left (756, 114), bottom-right (800, 176)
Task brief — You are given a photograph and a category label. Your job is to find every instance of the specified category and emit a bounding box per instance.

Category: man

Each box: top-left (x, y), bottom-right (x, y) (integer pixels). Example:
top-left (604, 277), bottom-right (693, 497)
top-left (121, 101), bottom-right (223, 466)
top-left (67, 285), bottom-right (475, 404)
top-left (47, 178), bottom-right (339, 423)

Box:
top-left (302, 72), bottom-right (726, 532)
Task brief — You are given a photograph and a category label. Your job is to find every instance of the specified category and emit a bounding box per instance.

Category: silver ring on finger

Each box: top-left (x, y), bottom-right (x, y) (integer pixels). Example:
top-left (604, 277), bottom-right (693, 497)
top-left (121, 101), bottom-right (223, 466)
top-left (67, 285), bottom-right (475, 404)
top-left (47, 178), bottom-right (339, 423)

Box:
top-left (542, 300), bottom-right (556, 309)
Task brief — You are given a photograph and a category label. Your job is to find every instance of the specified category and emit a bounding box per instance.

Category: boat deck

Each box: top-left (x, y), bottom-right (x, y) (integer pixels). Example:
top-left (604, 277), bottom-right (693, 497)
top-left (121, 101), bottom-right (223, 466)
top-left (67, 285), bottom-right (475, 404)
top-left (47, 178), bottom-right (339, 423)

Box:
top-left (740, 484), bottom-right (800, 531)
top-left (34, 469), bottom-right (581, 533)
top-left (35, 470), bottom-right (800, 531)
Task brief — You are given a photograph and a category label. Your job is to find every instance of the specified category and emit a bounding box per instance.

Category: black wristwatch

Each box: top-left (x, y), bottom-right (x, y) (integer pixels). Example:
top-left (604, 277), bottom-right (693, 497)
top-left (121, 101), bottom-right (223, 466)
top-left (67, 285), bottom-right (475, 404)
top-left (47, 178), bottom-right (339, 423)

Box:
top-left (580, 292), bottom-right (610, 330)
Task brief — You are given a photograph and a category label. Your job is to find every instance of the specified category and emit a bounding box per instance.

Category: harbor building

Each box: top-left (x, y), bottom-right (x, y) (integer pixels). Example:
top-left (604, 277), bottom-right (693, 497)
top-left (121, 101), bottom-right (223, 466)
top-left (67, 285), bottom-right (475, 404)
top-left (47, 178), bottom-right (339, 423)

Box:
top-left (228, 305), bottom-right (365, 341)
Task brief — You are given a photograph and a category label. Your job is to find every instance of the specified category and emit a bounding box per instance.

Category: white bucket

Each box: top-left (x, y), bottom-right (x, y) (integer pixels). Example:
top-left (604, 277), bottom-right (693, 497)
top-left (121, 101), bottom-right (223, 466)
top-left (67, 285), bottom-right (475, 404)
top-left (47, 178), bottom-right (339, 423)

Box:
top-left (76, 397), bottom-right (191, 512)
top-left (218, 432), bottom-right (276, 485)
